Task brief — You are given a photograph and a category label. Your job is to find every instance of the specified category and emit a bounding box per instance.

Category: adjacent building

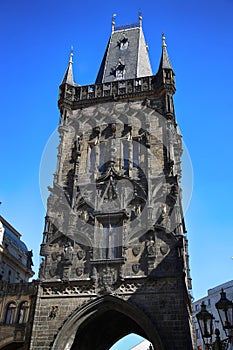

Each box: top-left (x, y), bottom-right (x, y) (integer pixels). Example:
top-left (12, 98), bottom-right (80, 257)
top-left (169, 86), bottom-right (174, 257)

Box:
top-left (0, 216), bottom-right (37, 350)
top-left (0, 216), bottom-right (34, 283)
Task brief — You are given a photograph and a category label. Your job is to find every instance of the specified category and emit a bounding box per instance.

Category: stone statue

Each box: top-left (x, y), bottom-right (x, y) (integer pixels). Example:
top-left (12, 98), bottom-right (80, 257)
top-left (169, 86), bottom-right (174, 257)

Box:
top-left (63, 242), bottom-right (74, 265)
top-left (146, 236), bottom-right (156, 256)
top-left (26, 250), bottom-right (34, 269)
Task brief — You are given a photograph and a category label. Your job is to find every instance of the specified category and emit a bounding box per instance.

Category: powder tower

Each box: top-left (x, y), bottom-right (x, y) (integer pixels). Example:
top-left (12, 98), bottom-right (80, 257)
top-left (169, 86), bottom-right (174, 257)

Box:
top-left (30, 16), bottom-right (194, 350)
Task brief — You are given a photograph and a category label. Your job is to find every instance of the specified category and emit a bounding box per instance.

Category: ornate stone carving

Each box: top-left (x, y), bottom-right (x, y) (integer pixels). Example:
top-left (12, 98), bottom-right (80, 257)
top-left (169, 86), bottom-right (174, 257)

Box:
top-left (63, 242), bottom-right (74, 266)
top-left (160, 244), bottom-right (169, 256)
top-left (98, 266), bottom-right (118, 294)
top-left (146, 236), bottom-right (156, 257)
top-left (77, 249), bottom-right (85, 260)
top-left (132, 263), bottom-right (140, 274)
top-left (48, 306), bottom-right (58, 319)
top-left (132, 245), bottom-right (141, 257)
top-left (42, 284), bottom-right (95, 296)
top-left (76, 267), bottom-right (84, 277)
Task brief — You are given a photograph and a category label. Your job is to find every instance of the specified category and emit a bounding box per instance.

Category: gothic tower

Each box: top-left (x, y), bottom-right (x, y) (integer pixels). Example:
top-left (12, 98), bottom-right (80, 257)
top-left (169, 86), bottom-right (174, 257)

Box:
top-left (30, 16), bottom-right (194, 350)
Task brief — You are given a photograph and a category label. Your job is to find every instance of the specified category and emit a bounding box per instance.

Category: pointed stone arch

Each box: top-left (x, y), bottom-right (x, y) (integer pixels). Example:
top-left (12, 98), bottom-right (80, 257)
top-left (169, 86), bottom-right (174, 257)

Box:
top-left (51, 295), bottom-right (164, 350)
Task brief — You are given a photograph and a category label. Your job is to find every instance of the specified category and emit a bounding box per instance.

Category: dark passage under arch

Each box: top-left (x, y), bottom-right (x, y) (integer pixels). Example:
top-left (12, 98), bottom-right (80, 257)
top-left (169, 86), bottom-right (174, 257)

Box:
top-left (52, 295), bottom-right (163, 350)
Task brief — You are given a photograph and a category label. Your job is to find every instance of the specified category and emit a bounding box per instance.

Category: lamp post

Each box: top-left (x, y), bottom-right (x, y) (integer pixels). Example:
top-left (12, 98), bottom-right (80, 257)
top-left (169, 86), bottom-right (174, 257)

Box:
top-left (196, 290), bottom-right (233, 350)
top-left (215, 289), bottom-right (233, 349)
top-left (196, 301), bottom-right (214, 349)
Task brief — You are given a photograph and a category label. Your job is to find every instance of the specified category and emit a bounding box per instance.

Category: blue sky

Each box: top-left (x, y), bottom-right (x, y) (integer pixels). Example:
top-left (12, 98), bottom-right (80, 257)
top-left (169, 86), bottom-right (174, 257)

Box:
top-left (1, 0), bottom-right (233, 348)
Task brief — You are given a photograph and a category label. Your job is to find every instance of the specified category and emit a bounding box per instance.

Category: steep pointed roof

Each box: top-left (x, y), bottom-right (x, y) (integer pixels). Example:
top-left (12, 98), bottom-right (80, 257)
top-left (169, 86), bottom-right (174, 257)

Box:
top-left (159, 33), bottom-right (173, 70)
top-left (61, 50), bottom-right (75, 85)
top-left (96, 20), bottom-right (152, 83)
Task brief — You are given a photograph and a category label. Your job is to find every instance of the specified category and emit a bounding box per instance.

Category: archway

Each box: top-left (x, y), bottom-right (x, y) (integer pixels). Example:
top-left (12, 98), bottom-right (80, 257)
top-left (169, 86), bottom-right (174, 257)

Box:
top-left (51, 295), bottom-right (164, 350)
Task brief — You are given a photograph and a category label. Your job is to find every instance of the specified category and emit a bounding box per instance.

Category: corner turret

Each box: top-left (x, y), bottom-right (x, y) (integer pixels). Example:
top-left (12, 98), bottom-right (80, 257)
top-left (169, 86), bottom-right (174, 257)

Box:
top-left (58, 49), bottom-right (77, 125)
top-left (61, 48), bottom-right (75, 85)
top-left (157, 33), bottom-right (176, 119)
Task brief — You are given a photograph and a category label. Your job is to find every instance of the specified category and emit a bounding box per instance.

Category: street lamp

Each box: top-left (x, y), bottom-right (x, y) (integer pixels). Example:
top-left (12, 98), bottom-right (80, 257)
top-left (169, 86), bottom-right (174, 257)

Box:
top-left (196, 301), bottom-right (214, 348)
top-left (215, 289), bottom-right (233, 347)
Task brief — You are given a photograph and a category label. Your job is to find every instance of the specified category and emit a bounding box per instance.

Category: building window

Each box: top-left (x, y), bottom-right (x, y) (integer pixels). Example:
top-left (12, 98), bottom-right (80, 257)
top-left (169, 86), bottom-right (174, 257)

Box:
top-left (18, 301), bottom-right (29, 324)
top-left (123, 140), bottom-right (129, 170)
top-left (5, 302), bottom-right (17, 324)
top-left (118, 34), bottom-right (129, 50)
top-left (101, 224), bottom-right (121, 259)
top-left (133, 141), bottom-right (139, 168)
top-left (195, 328), bottom-right (200, 339)
top-left (99, 142), bottom-right (105, 172)
top-left (195, 304), bottom-right (200, 312)
top-left (90, 146), bottom-right (96, 173)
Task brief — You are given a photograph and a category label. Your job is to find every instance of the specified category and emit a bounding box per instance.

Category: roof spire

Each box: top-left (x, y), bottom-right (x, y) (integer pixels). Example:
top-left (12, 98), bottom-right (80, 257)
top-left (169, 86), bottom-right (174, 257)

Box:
top-left (138, 10), bottom-right (142, 27)
top-left (61, 46), bottom-right (75, 85)
top-left (112, 14), bottom-right (117, 33)
top-left (159, 32), bottom-right (173, 70)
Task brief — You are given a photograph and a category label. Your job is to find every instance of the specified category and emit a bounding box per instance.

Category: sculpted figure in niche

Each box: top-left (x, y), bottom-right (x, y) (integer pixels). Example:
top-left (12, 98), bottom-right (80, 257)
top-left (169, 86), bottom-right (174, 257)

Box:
top-left (63, 242), bottom-right (74, 265)
top-left (26, 250), bottom-right (34, 269)
top-left (146, 236), bottom-right (156, 256)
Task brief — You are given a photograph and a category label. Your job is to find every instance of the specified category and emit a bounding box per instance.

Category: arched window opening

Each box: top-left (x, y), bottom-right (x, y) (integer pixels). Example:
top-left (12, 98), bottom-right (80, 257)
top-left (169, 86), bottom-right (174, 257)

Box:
top-left (18, 301), bottom-right (29, 324)
top-left (110, 333), bottom-right (154, 350)
top-left (5, 302), bottom-right (17, 324)
top-left (90, 146), bottom-right (96, 173)
top-left (123, 140), bottom-right (129, 170)
top-left (101, 224), bottom-right (121, 259)
top-left (133, 141), bottom-right (139, 168)
top-left (99, 142), bottom-right (106, 172)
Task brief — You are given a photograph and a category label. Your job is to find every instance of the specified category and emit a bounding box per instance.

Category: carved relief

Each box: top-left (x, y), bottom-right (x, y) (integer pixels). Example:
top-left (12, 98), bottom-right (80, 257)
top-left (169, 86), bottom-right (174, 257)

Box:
top-left (132, 263), bottom-right (140, 274)
top-left (98, 266), bottom-right (118, 294)
top-left (48, 306), bottom-right (58, 319)
top-left (77, 249), bottom-right (85, 260)
top-left (160, 244), bottom-right (169, 256)
top-left (146, 236), bottom-right (156, 257)
top-left (42, 284), bottom-right (95, 296)
top-left (132, 245), bottom-right (141, 257)
top-left (76, 267), bottom-right (84, 277)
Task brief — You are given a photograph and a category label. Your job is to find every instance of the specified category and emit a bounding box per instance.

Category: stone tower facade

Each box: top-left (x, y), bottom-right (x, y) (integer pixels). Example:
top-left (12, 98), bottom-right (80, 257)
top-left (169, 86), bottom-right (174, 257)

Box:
top-left (30, 18), bottom-right (194, 350)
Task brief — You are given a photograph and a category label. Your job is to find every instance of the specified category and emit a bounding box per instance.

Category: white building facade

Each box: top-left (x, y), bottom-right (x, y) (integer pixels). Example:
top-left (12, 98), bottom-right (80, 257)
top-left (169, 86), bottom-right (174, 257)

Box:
top-left (0, 216), bottom-right (34, 283)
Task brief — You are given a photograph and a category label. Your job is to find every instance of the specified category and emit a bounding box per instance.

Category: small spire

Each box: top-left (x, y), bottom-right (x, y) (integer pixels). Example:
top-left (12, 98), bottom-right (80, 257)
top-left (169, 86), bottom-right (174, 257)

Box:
top-left (61, 47), bottom-right (75, 85)
top-left (112, 14), bottom-right (117, 33)
top-left (138, 10), bottom-right (142, 27)
top-left (159, 32), bottom-right (173, 71)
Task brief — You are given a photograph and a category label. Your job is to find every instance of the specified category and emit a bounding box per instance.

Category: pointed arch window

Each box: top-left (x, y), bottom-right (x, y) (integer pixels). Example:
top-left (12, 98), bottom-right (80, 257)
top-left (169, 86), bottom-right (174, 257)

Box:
top-left (5, 302), bottom-right (16, 324)
top-left (18, 301), bottom-right (29, 324)
top-left (99, 142), bottom-right (106, 172)
top-left (123, 140), bottom-right (129, 170)
top-left (133, 141), bottom-right (139, 168)
top-left (102, 224), bottom-right (121, 259)
top-left (115, 62), bottom-right (125, 79)
top-left (90, 146), bottom-right (96, 173)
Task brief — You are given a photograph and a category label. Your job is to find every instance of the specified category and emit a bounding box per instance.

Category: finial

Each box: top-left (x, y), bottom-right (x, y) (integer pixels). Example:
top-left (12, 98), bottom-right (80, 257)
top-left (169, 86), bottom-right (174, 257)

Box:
top-left (138, 10), bottom-right (142, 27)
top-left (112, 13), bottom-right (117, 33)
top-left (162, 33), bottom-right (167, 48)
top-left (69, 46), bottom-right (74, 64)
